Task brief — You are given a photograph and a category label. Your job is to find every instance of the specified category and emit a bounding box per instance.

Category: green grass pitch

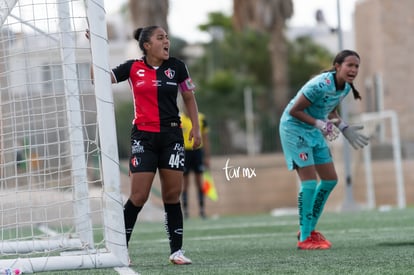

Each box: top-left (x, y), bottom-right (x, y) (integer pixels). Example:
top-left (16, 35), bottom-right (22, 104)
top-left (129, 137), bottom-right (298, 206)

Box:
top-left (40, 207), bottom-right (413, 274)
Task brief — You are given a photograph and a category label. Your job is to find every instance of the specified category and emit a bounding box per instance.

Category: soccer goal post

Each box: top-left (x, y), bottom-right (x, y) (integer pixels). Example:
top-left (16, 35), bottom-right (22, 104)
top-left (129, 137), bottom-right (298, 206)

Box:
top-left (0, 0), bottom-right (128, 273)
top-left (360, 110), bottom-right (405, 210)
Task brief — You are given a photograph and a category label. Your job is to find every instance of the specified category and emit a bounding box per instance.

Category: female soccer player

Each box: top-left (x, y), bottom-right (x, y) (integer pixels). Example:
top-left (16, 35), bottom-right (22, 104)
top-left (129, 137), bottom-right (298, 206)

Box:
top-left (87, 26), bottom-right (201, 264)
top-left (279, 50), bottom-right (369, 250)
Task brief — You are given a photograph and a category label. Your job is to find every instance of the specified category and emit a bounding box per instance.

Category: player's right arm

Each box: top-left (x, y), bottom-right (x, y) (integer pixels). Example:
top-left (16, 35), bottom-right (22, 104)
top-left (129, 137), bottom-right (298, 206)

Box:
top-left (290, 93), bottom-right (339, 140)
top-left (288, 93), bottom-right (317, 126)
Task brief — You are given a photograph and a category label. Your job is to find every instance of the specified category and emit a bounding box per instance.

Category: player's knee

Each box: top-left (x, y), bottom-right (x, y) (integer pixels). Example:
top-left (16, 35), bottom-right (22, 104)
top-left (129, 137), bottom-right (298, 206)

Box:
top-left (162, 188), bottom-right (181, 204)
top-left (130, 192), bottom-right (149, 206)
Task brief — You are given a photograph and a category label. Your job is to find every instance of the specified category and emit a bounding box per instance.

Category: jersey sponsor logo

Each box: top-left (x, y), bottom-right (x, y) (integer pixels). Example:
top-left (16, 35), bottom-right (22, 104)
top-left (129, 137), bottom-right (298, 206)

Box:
top-left (164, 68), bottom-right (175, 79)
top-left (137, 69), bottom-right (145, 77)
top-left (299, 152), bottom-right (308, 161)
top-left (136, 80), bottom-right (145, 87)
top-left (173, 143), bottom-right (184, 153)
top-left (296, 136), bottom-right (307, 148)
top-left (152, 80), bottom-right (162, 86)
top-left (131, 140), bottom-right (144, 154)
top-left (130, 156), bottom-right (141, 168)
top-left (166, 81), bottom-right (177, 86)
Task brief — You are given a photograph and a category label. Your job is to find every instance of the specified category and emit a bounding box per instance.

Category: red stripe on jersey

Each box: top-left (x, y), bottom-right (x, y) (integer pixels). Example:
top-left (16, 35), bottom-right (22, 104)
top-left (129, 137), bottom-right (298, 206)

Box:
top-left (129, 61), bottom-right (160, 132)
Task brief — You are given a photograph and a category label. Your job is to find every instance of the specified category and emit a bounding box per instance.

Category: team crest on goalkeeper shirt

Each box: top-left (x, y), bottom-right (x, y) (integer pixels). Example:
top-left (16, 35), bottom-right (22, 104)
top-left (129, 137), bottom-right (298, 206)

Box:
top-left (164, 68), bottom-right (175, 79)
top-left (299, 152), bottom-right (308, 161)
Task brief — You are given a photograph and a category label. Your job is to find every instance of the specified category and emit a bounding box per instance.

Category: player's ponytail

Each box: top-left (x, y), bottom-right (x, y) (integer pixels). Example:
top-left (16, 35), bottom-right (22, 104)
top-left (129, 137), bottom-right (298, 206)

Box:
top-left (133, 28), bottom-right (143, 42)
top-left (133, 26), bottom-right (159, 55)
top-left (349, 82), bottom-right (362, 100)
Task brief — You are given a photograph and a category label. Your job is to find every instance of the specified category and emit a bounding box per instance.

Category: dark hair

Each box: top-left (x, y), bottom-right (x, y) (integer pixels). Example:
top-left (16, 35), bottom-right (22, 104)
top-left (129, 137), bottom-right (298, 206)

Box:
top-left (327, 49), bottom-right (362, 100)
top-left (133, 25), bottom-right (160, 55)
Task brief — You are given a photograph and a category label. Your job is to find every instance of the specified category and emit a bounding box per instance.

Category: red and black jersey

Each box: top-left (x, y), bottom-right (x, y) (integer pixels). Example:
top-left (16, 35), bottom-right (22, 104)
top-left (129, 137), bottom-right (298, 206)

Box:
top-left (112, 57), bottom-right (195, 132)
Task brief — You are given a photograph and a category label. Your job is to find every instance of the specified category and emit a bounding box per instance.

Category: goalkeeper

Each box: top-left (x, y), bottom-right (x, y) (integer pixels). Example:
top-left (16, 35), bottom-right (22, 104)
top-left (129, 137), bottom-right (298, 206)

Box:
top-left (279, 50), bottom-right (369, 250)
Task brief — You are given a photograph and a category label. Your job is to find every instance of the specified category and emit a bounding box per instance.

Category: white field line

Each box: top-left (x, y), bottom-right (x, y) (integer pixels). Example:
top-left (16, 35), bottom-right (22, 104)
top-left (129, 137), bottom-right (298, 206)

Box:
top-left (135, 220), bottom-right (298, 233)
top-left (114, 267), bottom-right (140, 275)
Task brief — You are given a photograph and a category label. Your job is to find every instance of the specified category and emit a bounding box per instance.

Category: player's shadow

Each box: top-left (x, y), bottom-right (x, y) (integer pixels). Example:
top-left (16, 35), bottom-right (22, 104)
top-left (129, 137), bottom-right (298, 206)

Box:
top-left (378, 241), bottom-right (414, 247)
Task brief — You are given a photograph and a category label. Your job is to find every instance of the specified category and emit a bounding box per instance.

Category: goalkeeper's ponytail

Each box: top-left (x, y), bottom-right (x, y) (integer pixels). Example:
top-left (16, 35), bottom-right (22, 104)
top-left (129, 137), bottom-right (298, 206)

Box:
top-left (349, 82), bottom-right (362, 100)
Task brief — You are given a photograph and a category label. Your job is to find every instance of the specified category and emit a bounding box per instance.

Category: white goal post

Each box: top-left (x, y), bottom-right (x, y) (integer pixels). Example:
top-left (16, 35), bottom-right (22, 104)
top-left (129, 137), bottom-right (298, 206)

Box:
top-left (0, 0), bottom-right (128, 273)
top-left (360, 110), bottom-right (405, 210)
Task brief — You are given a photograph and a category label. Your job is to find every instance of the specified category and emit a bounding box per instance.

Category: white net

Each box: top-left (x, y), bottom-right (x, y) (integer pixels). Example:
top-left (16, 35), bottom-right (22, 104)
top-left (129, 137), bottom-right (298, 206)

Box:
top-left (0, 0), bottom-right (127, 272)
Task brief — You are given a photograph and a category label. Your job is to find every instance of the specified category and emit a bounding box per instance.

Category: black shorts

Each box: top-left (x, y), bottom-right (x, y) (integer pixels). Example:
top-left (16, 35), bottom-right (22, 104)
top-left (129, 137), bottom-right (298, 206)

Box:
top-left (129, 125), bottom-right (185, 173)
top-left (183, 148), bottom-right (205, 175)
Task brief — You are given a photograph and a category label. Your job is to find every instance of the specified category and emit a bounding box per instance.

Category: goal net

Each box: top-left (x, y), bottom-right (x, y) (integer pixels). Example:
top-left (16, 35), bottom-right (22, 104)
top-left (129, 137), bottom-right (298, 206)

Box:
top-left (0, 0), bottom-right (128, 273)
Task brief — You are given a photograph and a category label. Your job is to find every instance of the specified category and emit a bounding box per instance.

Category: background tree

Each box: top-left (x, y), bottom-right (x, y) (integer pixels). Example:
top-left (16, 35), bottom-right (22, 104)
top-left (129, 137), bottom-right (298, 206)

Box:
top-left (193, 13), bottom-right (271, 154)
top-left (128, 0), bottom-right (169, 30)
top-left (287, 36), bottom-right (333, 98)
top-left (233, 0), bottom-right (293, 150)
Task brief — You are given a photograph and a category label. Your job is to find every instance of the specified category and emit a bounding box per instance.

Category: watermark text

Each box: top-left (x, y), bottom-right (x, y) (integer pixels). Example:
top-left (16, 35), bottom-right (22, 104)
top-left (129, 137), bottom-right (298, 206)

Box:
top-left (222, 158), bottom-right (256, 181)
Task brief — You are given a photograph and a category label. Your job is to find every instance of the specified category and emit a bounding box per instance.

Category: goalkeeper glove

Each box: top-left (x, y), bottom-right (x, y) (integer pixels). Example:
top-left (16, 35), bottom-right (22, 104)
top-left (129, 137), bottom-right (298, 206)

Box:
top-left (338, 122), bottom-right (369, 149)
top-left (315, 119), bottom-right (340, 142)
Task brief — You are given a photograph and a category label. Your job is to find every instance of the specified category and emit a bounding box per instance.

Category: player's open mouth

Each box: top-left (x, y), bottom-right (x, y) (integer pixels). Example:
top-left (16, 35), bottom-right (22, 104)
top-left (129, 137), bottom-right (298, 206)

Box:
top-left (163, 47), bottom-right (169, 54)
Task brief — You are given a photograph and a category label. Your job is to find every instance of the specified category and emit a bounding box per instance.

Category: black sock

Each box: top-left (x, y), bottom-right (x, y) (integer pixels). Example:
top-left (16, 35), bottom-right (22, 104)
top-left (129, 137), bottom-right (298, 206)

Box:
top-left (123, 199), bottom-right (142, 247)
top-left (164, 202), bottom-right (183, 254)
top-left (198, 190), bottom-right (205, 216)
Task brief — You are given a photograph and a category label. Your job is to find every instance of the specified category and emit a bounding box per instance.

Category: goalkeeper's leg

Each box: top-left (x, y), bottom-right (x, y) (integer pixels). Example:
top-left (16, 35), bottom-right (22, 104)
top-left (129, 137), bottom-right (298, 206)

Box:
top-left (311, 179), bottom-right (337, 230)
top-left (312, 161), bottom-right (338, 231)
top-left (298, 180), bottom-right (317, 242)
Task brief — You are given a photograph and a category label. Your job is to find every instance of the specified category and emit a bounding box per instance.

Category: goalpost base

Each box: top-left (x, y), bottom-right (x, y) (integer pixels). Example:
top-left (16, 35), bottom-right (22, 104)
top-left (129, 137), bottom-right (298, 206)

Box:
top-left (0, 252), bottom-right (128, 274)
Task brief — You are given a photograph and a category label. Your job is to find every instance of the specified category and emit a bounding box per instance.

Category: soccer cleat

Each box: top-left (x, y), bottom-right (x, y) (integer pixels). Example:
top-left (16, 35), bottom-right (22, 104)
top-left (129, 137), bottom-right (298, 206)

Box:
top-left (169, 249), bottom-right (192, 265)
top-left (311, 230), bottom-right (332, 248)
top-left (297, 236), bottom-right (330, 250)
top-left (297, 230), bottom-right (332, 248)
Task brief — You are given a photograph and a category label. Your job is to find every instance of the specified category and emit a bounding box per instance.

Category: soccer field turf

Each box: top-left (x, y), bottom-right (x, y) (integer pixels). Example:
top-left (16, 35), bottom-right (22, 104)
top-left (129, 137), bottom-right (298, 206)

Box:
top-left (41, 207), bottom-right (413, 274)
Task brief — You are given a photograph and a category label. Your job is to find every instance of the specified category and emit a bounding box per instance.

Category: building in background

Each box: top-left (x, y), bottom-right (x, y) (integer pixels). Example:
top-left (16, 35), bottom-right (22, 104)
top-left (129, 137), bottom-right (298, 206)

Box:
top-left (286, 8), bottom-right (354, 53)
top-left (354, 0), bottom-right (414, 156)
